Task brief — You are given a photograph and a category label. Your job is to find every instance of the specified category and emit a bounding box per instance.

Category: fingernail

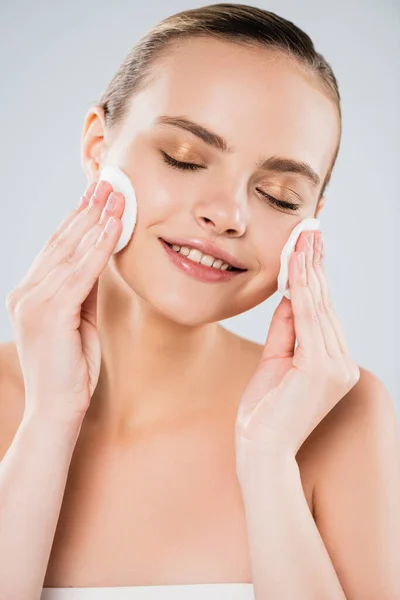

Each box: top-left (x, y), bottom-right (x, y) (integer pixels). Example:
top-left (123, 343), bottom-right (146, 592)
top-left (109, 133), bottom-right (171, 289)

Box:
top-left (105, 216), bottom-right (118, 232)
top-left (93, 179), bottom-right (104, 196)
top-left (89, 180), bottom-right (105, 207)
top-left (320, 232), bottom-right (325, 257)
top-left (316, 232), bottom-right (323, 253)
top-left (297, 252), bottom-right (305, 271)
top-left (76, 182), bottom-right (96, 210)
top-left (308, 232), bottom-right (315, 249)
top-left (105, 192), bottom-right (117, 212)
top-left (86, 181), bottom-right (97, 196)
top-left (98, 192), bottom-right (117, 224)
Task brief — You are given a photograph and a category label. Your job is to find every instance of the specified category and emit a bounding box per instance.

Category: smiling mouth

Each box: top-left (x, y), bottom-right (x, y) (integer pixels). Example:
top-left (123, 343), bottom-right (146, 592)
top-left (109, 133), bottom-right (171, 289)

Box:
top-left (162, 240), bottom-right (246, 272)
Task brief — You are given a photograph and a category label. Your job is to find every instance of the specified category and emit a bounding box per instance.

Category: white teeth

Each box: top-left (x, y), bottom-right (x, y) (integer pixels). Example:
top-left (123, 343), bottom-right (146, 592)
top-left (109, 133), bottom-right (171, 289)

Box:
top-left (167, 242), bottom-right (235, 271)
top-left (200, 254), bottom-right (215, 267)
top-left (187, 248), bottom-right (202, 263)
top-left (212, 259), bottom-right (223, 269)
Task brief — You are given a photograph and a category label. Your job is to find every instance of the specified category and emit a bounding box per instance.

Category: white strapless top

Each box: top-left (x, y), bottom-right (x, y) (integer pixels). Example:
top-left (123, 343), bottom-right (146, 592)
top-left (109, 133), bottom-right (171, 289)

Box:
top-left (41, 583), bottom-right (255, 599)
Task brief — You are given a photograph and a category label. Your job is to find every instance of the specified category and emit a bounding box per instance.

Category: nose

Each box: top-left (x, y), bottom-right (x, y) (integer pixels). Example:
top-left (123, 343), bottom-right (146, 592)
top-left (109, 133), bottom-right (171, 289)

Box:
top-left (193, 194), bottom-right (248, 237)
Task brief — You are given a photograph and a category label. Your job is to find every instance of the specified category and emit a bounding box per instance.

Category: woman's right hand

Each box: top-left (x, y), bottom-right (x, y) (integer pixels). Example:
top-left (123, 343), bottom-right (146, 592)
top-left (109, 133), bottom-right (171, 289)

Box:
top-left (5, 179), bottom-right (126, 423)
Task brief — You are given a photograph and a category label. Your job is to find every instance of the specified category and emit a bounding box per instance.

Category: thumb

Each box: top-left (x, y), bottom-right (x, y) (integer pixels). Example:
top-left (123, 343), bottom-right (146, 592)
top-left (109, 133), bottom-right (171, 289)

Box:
top-left (261, 295), bottom-right (296, 362)
top-left (236, 296), bottom-right (296, 428)
top-left (80, 278), bottom-right (99, 328)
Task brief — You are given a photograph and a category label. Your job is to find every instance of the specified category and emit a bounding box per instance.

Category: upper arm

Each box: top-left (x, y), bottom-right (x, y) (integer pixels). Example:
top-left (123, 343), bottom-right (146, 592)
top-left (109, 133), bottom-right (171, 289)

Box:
top-left (312, 368), bottom-right (400, 600)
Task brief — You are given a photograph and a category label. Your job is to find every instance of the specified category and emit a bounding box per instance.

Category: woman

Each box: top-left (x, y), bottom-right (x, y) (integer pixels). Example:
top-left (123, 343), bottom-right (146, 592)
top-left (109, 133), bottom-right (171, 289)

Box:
top-left (0, 4), bottom-right (399, 599)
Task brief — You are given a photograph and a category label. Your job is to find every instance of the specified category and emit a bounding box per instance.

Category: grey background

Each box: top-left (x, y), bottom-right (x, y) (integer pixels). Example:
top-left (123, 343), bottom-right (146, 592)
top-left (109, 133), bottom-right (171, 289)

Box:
top-left (1, 1), bottom-right (399, 418)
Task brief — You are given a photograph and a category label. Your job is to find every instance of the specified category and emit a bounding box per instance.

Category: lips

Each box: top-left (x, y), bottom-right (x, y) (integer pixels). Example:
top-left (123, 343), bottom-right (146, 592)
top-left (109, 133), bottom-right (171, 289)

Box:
top-left (160, 238), bottom-right (245, 283)
top-left (160, 236), bottom-right (248, 271)
top-left (163, 241), bottom-right (236, 271)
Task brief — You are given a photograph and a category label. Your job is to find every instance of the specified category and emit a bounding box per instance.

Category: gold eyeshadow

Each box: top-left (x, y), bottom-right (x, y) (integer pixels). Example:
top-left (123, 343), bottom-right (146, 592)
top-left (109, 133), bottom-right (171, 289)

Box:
top-left (159, 138), bottom-right (307, 203)
top-left (164, 141), bottom-right (205, 163)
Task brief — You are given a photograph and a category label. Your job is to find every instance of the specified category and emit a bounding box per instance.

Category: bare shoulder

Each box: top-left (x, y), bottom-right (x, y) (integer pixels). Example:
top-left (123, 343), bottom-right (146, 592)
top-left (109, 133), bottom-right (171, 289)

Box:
top-left (291, 366), bottom-right (398, 479)
top-left (0, 341), bottom-right (25, 460)
top-left (218, 327), bottom-right (399, 517)
top-left (307, 369), bottom-right (400, 597)
top-left (304, 366), bottom-right (398, 466)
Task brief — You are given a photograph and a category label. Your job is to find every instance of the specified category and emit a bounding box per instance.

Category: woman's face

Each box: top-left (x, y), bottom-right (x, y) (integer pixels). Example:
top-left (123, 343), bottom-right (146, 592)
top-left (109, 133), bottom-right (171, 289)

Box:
top-left (83, 37), bottom-right (340, 325)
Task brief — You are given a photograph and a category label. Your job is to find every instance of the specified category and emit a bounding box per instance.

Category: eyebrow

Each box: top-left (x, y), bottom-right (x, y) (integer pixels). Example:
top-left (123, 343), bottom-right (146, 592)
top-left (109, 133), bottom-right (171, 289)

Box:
top-left (154, 115), bottom-right (321, 188)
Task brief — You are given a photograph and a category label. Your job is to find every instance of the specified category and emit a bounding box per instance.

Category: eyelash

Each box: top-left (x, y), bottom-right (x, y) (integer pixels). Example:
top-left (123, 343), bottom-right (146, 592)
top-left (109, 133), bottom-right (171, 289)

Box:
top-left (159, 151), bottom-right (301, 212)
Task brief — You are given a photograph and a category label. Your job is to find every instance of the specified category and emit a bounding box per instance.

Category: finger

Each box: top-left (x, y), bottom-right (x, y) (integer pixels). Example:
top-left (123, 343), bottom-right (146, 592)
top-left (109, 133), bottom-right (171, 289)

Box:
top-left (80, 278), bottom-right (99, 329)
top-left (24, 180), bottom-right (113, 288)
top-left (313, 232), bottom-right (350, 355)
top-left (289, 247), bottom-right (326, 358)
top-left (41, 181), bottom-right (97, 249)
top-left (299, 231), bottom-right (342, 359)
top-left (74, 191), bottom-right (125, 261)
top-left (262, 295), bottom-right (296, 361)
top-left (57, 216), bottom-right (122, 310)
top-left (10, 183), bottom-right (96, 301)
top-left (30, 215), bottom-right (122, 304)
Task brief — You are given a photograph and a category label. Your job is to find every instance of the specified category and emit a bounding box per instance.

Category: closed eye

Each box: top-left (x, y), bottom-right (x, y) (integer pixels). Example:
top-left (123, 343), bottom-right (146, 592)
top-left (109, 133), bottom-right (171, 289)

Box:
top-left (160, 150), bottom-right (206, 172)
top-left (159, 150), bottom-right (301, 212)
top-left (255, 190), bottom-right (301, 212)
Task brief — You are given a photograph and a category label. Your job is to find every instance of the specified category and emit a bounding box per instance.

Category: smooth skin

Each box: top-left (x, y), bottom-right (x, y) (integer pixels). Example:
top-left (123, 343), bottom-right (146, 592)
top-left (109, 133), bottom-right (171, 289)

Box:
top-left (0, 37), bottom-right (399, 598)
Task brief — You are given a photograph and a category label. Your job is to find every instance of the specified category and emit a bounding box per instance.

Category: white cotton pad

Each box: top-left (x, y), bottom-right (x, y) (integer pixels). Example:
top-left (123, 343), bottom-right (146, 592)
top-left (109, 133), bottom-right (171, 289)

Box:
top-left (277, 217), bottom-right (321, 300)
top-left (98, 165), bottom-right (137, 254)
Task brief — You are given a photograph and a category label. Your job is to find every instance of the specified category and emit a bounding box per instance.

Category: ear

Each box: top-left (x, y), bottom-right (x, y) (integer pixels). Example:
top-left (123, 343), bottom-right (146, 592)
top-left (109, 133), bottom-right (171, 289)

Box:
top-left (80, 105), bottom-right (108, 184)
top-left (315, 195), bottom-right (326, 219)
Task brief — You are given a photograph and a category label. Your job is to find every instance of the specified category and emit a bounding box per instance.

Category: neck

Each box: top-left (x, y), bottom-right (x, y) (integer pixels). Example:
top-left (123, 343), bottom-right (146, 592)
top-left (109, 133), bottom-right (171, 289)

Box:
top-left (85, 264), bottom-right (228, 437)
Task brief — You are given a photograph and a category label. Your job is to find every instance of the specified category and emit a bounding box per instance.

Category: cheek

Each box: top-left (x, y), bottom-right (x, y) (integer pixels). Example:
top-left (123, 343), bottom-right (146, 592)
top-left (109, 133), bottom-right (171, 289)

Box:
top-left (252, 224), bottom-right (288, 277)
top-left (131, 161), bottom-right (190, 226)
top-left (137, 186), bottom-right (172, 225)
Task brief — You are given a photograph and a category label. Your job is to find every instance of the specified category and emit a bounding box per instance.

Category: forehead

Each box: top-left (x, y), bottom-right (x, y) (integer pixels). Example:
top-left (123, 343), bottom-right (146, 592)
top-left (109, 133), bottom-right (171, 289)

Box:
top-left (129, 37), bottom-right (339, 183)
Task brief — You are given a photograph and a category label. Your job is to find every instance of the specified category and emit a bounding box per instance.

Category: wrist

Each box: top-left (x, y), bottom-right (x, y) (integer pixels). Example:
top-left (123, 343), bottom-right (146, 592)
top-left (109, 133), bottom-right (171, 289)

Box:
top-left (236, 441), bottom-right (299, 491)
top-left (22, 406), bottom-right (85, 443)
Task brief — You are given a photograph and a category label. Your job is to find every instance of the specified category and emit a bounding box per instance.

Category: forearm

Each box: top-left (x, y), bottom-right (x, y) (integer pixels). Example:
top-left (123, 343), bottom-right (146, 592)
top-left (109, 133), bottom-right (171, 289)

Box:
top-left (239, 454), bottom-right (347, 600)
top-left (0, 409), bottom-right (83, 600)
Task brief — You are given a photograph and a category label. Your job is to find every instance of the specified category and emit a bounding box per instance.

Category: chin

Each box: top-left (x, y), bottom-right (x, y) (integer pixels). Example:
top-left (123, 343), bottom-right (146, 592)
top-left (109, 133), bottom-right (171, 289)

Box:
top-left (122, 272), bottom-right (245, 326)
top-left (142, 286), bottom-right (236, 326)
top-left (114, 239), bottom-right (271, 325)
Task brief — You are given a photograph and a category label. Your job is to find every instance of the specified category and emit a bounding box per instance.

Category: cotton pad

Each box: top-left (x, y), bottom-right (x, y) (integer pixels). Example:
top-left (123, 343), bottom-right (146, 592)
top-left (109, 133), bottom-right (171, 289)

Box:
top-left (277, 217), bottom-right (321, 300)
top-left (98, 165), bottom-right (137, 254)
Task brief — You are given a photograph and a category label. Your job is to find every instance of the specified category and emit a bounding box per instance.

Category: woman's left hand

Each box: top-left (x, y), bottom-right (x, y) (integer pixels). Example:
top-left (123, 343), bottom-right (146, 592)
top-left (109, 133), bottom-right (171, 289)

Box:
top-left (235, 229), bottom-right (360, 480)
